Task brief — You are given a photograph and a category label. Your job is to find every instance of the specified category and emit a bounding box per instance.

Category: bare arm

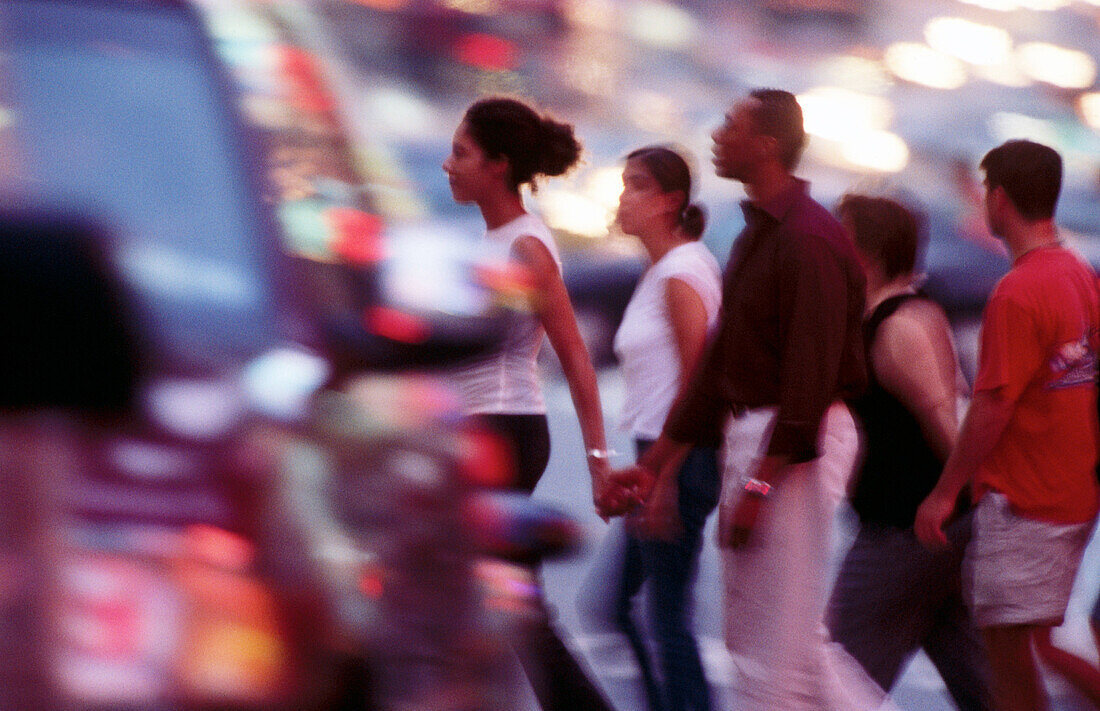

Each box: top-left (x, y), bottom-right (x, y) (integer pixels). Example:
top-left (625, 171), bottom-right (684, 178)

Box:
top-left (666, 277), bottom-right (711, 390)
top-left (914, 386), bottom-right (1015, 547)
top-left (512, 236), bottom-right (611, 506)
top-left (872, 302), bottom-right (960, 461)
top-left (632, 276), bottom-right (711, 539)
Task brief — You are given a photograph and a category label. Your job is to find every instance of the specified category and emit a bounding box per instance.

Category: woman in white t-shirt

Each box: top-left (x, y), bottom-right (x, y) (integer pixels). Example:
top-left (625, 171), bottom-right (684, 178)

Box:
top-left (609, 146), bottom-right (722, 711)
top-left (443, 96), bottom-right (616, 711)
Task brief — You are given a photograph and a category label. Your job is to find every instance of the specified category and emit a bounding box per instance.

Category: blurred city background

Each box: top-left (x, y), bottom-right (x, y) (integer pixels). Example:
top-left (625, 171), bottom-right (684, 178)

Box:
top-left (5, 0), bottom-right (1100, 709)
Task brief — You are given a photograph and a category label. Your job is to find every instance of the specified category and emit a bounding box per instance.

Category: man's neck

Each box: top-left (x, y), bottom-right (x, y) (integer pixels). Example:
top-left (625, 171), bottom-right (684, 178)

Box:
top-left (745, 166), bottom-right (797, 208)
top-left (1006, 220), bottom-right (1060, 262)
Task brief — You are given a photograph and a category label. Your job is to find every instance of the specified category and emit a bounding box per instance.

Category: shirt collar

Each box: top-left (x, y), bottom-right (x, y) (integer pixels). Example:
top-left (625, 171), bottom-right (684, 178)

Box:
top-left (740, 178), bottom-right (810, 225)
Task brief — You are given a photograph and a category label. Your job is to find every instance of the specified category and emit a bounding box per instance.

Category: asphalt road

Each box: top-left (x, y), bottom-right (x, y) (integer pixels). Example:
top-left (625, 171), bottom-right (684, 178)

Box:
top-left (519, 369), bottom-right (1100, 711)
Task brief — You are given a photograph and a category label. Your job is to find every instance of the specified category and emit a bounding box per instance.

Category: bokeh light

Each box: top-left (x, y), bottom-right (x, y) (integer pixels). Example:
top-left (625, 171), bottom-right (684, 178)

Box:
top-left (797, 87), bottom-right (893, 142)
top-left (1077, 92), bottom-right (1100, 131)
top-left (988, 111), bottom-right (1061, 147)
top-left (925, 17), bottom-right (1012, 67)
top-left (884, 42), bottom-right (968, 89)
top-left (537, 189), bottom-right (613, 238)
top-left (841, 131), bottom-right (910, 173)
top-left (628, 0), bottom-right (697, 50)
top-left (1017, 42), bottom-right (1097, 89)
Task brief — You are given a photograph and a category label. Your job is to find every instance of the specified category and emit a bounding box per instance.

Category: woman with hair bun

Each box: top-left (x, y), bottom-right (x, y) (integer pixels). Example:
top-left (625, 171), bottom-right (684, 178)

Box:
top-left (443, 96), bottom-right (616, 711)
top-left (606, 145), bottom-right (722, 711)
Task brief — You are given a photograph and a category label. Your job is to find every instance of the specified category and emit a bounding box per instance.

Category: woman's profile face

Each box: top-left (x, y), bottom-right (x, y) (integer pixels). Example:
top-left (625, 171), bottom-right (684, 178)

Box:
top-left (616, 158), bottom-right (667, 236)
top-left (442, 122), bottom-right (496, 204)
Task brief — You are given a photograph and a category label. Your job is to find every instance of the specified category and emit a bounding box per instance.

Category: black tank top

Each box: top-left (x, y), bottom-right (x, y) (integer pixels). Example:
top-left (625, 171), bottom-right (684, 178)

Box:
top-left (849, 293), bottom-right (945, 529)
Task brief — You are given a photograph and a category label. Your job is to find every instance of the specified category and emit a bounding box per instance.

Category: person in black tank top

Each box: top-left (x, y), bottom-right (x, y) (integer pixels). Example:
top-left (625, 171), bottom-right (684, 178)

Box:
top-left (849, 292), bottom-right (953, 528)
top-left (825, 194), bottom-right (992, 710)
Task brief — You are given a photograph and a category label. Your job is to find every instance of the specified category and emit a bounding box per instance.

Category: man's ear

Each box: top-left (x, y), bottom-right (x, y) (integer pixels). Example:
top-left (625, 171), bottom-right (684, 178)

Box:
top-left (758, 133), bottom-right (780, 164)
top-left (987, 184), bottom-right (1008, 213)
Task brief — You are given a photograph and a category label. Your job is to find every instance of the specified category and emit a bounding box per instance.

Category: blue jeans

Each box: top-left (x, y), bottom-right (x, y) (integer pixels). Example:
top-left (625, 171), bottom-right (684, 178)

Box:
top-left (615, 441), bottom-right (720, 711)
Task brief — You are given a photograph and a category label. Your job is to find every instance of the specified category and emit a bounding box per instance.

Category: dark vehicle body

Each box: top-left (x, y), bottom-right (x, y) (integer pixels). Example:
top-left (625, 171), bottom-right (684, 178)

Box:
top-left (0, 2), bottom-right (572, 710)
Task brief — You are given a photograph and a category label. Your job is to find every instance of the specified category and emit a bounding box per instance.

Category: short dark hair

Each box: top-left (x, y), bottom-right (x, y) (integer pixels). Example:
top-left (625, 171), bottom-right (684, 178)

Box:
top-left (463, 96), bottom-right (582, 192)
top-left (979, 139), bottom-right (1062, 221)
top-left (748, 88), bottom-right (807, 171)
top-left (625, 145), bottom-right (707, 239)
top-left (836, 193), bottom-right (925, 280)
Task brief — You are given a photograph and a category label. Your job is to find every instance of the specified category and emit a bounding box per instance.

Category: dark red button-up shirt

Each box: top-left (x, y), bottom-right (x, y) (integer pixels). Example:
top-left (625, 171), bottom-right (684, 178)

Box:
top-left (663, 179), bottom-right (866, 463)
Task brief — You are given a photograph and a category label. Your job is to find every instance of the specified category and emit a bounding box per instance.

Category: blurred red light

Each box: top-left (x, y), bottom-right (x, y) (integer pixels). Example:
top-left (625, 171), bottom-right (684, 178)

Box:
top-left (327, 207), bottom-right (385, 264)
top-left (279, 46), bottom-right (335, 114)
top-left (358, 571), bottom-right (384, 599)
top-left (184, 524), bottom-right (254, 571)
top-left (453, 33), bottom-right (519, 72)
top-left (458, 427), bottom-right (514, 488)
top-left (364, 307), bottom-right (430, 344)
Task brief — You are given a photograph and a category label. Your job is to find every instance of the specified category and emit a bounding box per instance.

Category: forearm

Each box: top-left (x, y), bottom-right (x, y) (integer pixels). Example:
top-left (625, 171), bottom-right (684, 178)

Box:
top-left (638, 433), bottom-right (691, 484)
top-left (930, 389), bottom-right (1014, 500)
top-left (918, 399), bottom-right (958, 463)
top-left (750, 453), bottom-right (789, 486)
top-left (558, 346), bottom-right (607, 453)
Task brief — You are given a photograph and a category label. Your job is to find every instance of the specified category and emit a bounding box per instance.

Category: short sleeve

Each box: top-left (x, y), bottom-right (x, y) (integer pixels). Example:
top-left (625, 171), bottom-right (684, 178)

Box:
top-left (654, 248), bottom-right (721, 323)
top-left (974, 291), bottom-right (1042, 403)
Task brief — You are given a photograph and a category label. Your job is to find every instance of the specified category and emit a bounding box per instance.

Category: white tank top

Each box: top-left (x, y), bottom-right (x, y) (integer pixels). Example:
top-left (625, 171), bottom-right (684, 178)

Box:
top-left (451, 213), bottom-right (561, 414)
top-left (613, 241), bottom-right (721, 440)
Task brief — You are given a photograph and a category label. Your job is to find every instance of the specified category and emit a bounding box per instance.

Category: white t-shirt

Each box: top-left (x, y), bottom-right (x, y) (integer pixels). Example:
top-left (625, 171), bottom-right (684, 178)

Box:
top-left (451, 212), bottom-right (561, 414)
top-left (613, 241), bottom-right (721, 440)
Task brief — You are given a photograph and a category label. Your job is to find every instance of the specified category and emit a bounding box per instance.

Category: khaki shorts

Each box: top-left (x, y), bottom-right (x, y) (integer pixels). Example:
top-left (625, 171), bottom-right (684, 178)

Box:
top-left (966, 492), bottom-right (1094, 628)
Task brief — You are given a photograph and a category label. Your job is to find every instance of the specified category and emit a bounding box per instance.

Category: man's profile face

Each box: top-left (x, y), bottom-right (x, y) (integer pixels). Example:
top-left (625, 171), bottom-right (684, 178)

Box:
top-left (711, 98), bottom-right (763, 183)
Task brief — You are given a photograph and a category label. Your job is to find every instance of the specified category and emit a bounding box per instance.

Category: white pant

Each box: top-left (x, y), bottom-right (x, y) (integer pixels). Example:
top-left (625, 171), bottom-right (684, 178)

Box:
top-left (721, 402), bottom-right (897, 711)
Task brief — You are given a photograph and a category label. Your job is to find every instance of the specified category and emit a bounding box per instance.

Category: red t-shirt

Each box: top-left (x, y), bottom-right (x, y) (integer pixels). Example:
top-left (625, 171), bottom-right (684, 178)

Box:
top-left (973, 245), bottom-right (1100, 523)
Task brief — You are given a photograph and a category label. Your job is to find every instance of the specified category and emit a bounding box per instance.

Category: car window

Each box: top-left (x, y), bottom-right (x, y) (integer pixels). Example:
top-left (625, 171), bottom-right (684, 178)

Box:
top-left (0, 0), bottom-right (280, 369)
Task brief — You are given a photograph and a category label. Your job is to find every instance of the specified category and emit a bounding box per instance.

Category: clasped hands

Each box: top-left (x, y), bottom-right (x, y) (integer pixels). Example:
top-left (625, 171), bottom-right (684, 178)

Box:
top-left (589, 464), bottom-right (678, 541)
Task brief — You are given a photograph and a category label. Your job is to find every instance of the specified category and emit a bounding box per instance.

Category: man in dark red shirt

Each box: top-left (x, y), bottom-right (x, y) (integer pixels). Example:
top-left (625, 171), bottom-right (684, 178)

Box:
top-left (613, 89), bottom-right (874, 709)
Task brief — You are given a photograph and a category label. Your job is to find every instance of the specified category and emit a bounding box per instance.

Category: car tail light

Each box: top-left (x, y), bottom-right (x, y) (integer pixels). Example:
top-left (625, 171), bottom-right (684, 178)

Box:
top-left (456, 425), bottom-right (513, 488)
top-left (55, 553), bottom-right (182, 706)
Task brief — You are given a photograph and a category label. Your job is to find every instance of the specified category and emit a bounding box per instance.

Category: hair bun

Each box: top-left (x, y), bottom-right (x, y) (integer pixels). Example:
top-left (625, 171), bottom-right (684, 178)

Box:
top-left (681, 203), bottom-right (707, 239)
top-left (537, 116), bottom-right (582, 178)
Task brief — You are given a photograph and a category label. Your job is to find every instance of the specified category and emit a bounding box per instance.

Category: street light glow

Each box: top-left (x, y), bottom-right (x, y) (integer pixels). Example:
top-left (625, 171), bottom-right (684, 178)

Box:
top-left (973, 59), bottom-right (1032, 87)
top-left (884, 43), bottom-right (968, 89)
top-left (538, 189), bottom-right (613, 238)
top-left (1017, 42), bottom-right (1097, 89)
top-left (841, 131), bottom-right (910, 173)
top-left (925, 17), bottom-right (1012, 67)
top-left (1077, 93), bottom-right (1100, 131)
top-left (957, 0), bottom-right (1070, 9)
top-left (586, 167), bottom-right (627, 213)
top-left (988, 111), bottom-right (1060, 147)
top-left (797, 87), bottom-right (893, 142)
top-left (629, 1), bottom-right (696, 50)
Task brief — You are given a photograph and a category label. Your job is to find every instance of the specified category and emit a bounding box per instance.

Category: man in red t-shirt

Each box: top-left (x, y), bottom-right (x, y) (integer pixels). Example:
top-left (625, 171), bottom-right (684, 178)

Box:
top-left (916, 139), bottom-right (1100, 711)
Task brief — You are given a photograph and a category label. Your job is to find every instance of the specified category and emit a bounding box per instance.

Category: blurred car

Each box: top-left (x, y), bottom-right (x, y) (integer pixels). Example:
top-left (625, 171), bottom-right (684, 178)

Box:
top-left (0, 1), bottom-right (579, 710)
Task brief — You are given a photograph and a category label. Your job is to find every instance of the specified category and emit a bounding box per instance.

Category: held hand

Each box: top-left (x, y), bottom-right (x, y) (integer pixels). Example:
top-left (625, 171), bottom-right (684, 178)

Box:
top-left (600, 465), bottom-right (656, 516)
top-left (592, 460), bottom-right (647, 519)
top-left (718, 493), bottom-right (764, 549)
top-left (914, 490), bottom-right (954, 550)
top-left (588, 458), bottom-right (617, 520)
